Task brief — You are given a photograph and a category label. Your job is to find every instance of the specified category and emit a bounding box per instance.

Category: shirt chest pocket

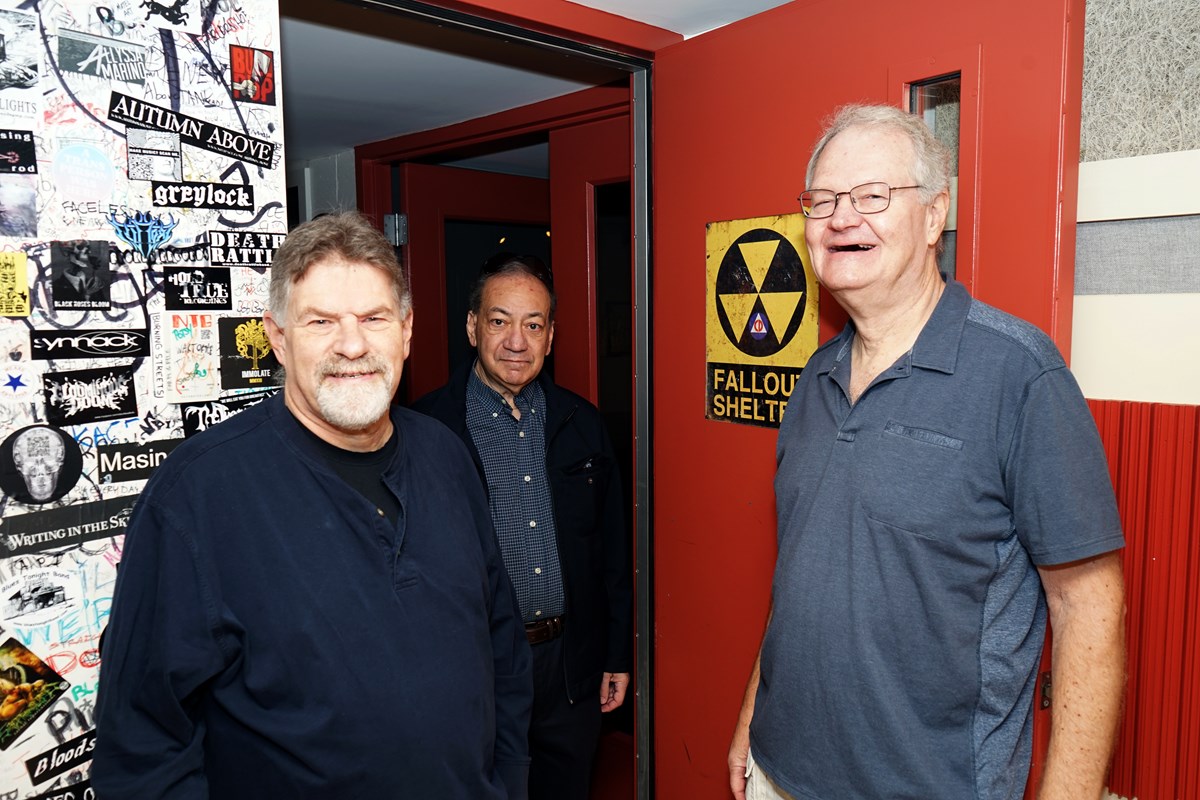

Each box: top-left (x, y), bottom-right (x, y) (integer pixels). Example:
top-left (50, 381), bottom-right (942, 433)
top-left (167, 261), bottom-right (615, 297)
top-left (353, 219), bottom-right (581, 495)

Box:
top-left (859, 420), bottom-right (972, 539)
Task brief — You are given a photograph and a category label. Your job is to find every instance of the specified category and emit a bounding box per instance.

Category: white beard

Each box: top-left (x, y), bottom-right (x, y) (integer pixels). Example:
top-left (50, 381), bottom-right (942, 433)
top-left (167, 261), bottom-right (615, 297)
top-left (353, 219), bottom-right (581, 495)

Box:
top-left (314, 357), bottom-right (393, 431)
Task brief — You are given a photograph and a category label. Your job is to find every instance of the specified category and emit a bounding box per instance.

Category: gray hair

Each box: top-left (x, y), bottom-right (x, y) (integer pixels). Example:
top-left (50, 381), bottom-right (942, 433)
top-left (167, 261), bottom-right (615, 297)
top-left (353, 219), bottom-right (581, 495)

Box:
top-left (805, 104), bottom-right (952, 205)
top-left (267, 211), bottom-right (411, 324)
top-left (468, 253), bottom-right (556, 321)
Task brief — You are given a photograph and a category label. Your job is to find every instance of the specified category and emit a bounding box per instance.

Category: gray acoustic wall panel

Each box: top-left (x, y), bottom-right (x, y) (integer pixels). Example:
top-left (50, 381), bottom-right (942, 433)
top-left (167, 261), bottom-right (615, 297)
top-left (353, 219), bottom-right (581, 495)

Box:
top-left (1075, 215), bottom-right (1200, 294)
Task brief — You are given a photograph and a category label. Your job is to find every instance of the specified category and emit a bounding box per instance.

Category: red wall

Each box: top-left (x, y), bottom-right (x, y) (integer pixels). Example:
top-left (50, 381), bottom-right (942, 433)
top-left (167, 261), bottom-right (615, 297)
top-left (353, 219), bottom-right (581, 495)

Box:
top-left (650, 1), bottom-right (1084, 796)
top-left (1092, 400), bottom-right (1200, 799)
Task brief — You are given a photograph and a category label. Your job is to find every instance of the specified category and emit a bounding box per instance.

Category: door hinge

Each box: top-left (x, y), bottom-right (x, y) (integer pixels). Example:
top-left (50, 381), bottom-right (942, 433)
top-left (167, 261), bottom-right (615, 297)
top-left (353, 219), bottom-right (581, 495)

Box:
top-left (383, 213), bottom-right (407, 246)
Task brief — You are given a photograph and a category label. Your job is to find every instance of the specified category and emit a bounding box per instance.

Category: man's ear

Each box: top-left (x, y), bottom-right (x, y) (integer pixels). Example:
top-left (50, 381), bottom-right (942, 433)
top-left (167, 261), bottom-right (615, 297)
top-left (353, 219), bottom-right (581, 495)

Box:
top-left (399, 309), bottom-right (414, 362)
top-left (466, 311), bottom-right (478, 348)
top-left (546, 320), bottom-right (554, 357)
top-left (263, 310), bottom-right (286, 362)
top-left (926, 189), bottom-right (951, 246)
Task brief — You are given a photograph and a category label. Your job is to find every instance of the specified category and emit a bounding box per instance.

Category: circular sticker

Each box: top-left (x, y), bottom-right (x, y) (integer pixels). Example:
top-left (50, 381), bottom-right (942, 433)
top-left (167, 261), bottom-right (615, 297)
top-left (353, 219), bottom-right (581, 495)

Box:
top-left (0, 425), bottom-right (83, 505)
top-left (51, 143), bottom-right (116, 201)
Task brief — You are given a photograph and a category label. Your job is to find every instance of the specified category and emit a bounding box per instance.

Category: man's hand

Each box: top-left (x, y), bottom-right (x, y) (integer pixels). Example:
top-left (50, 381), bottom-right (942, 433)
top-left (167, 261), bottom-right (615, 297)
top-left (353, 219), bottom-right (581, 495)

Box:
top-left (728, 714), bottom-right (751, 800)
top-left (600, 672), bottom-right (629, 712)
top-left (728, 650), bottom-right (762, 800)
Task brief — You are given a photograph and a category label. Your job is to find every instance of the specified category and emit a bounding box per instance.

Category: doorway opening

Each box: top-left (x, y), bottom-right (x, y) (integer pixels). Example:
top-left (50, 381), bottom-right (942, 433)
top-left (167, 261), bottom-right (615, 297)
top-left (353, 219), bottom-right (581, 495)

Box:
top-left (283, 3), bottom-right (655, 797)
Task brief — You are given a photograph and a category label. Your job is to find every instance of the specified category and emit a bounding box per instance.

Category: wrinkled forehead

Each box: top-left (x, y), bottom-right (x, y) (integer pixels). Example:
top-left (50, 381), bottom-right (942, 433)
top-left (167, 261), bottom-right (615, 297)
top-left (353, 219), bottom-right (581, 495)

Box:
top-left (480, 271), bottom-right (554, 315)
top-left (813, 125), bottom-right (917, 186)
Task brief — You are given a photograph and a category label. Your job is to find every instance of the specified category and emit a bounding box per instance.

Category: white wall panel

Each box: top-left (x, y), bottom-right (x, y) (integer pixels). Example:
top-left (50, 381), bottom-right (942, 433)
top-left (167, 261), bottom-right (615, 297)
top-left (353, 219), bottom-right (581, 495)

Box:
top-left (1071, 293), bottom-right (1200, 404)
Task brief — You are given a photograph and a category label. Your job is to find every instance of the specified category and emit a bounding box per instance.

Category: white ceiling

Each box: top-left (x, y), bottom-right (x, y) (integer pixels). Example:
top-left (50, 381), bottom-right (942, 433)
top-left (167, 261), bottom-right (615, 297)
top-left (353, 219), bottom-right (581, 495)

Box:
top-left (568, 0), bottom-right (790, 39)
top-left (279, 0), bottom-right (790, 166)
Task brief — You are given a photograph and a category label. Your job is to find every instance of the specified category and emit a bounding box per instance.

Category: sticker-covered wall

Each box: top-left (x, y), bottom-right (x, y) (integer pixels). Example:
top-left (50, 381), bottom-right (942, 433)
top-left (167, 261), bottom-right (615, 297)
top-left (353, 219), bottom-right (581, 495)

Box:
top-left (0, 0), bottom-right (284, 795)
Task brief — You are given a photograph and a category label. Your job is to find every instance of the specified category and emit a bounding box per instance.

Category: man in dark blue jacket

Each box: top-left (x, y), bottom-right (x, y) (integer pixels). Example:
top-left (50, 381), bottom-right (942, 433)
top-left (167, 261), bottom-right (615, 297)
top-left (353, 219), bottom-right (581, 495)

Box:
top-left (414, 254), bottom-right (632, 800)
top-left (93, 213), bottom-right (533, 799)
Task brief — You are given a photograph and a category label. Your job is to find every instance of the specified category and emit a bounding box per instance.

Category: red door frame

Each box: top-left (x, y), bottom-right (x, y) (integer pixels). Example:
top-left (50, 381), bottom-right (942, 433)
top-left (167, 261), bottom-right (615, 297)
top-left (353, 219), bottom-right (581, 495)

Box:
top-left (355, 83), bottom-right (633, 403)
top-left (548, 114), bottom-right (632, 401)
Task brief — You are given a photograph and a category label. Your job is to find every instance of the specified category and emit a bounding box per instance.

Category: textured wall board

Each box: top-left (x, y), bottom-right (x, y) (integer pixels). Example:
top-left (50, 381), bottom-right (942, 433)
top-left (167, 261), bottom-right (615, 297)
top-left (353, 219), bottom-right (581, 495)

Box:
top-left (1081, 0), bottom-right (1200, 161)
top-left (1075, 215), bottom-right (1200, 295)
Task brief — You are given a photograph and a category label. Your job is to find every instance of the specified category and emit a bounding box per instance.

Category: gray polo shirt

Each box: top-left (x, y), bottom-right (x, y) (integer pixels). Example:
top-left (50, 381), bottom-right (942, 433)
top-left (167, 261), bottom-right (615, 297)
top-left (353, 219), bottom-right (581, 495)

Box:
top-left (751, 279), bottom-right (1123, 799)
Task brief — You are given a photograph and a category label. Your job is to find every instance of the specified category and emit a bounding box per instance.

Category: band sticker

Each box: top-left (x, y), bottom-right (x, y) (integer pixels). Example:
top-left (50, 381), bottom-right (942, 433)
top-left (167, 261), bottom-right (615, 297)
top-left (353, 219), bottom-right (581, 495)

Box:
top-left (0, 8), bottom-right (39, 122)
top-left (108, 210), bottom-right (179, 260)
top-left (0, 251), bottom-right (30, 317)
top-left (0, 639), bottom-right (69, 751)
top-left (165, 312), bottom-right (220, 403)
top-left (108, 92), bottom-right (275, 167)
top-left (207, 229), bottom-right (285, 267)
top-left (0, 129), bottom-right (36, 174)
top-left (56, 28), bottom-right (146, 85)
top-left (0, 495), bottom-right (137, 558)
top-left (42, 365), bottom-right (138, 426)
top-left (127, 128), bottom-right (181, 182)
top-left (181, 389), bottom-right (277, 437)
top-left (25, 730), bottom-right (96, 786)
top-left (96, 438), bottom-right (184, 483)
top-left (0, 425), bottom-right (84, 505)
top-left (164, 267), bottom-right (232, 310)
top-left (151, 180), bottom-right (253, 211)
top-left (49, 241), bottom-right (112, 311)
top-left (30, 328), bottom-right (151, 360)
top-left (230, 45), bottom-right (276, 105)
top-left (218, 316), bottom-right (277, 390)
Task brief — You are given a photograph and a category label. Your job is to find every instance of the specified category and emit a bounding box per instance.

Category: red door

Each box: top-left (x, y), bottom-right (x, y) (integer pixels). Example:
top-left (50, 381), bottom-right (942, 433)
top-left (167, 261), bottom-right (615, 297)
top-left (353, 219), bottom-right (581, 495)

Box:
top-left (395, 162), bottom-right (550, 401)
top-left (649, 3), bottom-right (1083, 799)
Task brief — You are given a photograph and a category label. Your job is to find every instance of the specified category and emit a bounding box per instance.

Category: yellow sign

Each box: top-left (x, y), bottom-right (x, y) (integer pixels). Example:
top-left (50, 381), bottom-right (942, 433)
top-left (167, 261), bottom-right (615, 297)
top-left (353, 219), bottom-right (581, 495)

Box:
top-left (705, 213), bottom-right (818, 427)
top-left (0, 252), bottom-right (30, 317)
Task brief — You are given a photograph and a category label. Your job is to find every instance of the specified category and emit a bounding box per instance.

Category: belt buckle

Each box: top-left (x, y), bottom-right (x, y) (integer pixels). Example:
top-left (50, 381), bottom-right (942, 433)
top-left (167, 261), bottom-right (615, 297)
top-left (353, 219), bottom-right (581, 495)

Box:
top-left (525, 615), bottom-right (563, 645)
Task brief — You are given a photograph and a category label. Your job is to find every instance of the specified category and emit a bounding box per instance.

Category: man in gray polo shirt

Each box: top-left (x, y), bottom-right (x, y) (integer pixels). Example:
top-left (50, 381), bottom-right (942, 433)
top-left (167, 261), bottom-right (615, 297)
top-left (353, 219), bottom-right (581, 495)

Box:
top-left (728, 105), bottom-right (1126, 800)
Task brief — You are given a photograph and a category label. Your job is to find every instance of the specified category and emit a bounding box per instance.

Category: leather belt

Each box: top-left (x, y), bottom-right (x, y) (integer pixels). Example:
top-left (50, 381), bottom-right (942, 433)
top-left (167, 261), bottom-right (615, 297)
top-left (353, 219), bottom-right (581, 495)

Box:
top-left (525, 615), bottom-right (565, 645)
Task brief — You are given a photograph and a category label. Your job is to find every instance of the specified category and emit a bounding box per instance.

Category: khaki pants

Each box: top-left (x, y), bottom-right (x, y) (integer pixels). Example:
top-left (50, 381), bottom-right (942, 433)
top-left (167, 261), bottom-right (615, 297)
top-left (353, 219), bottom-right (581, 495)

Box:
top-left (746, 749), bottom-right (798, 800)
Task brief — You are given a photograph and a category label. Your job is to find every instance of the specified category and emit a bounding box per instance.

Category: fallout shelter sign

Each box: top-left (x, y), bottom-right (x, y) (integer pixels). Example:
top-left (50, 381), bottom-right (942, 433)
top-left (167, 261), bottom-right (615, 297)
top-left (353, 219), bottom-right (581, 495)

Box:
top-left (705, 214), bottom-right (818, 428)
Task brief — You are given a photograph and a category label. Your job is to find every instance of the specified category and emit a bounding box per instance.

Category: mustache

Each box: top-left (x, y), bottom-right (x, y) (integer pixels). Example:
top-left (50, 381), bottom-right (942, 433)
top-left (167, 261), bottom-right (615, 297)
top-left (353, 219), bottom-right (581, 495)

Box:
top-left (317, 356), bottom-right (390, 378)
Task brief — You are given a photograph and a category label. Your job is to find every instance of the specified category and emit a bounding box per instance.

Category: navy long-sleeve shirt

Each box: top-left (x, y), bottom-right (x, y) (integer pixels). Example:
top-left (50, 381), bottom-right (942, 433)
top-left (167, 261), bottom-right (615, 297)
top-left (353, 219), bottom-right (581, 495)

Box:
top-left (92, 396), bottom-right (533, 799)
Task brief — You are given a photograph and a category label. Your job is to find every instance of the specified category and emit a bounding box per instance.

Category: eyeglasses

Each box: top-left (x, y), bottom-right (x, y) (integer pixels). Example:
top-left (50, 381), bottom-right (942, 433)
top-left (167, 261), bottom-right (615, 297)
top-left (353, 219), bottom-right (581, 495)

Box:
top-left (798, 182), bottom-right (922, 219)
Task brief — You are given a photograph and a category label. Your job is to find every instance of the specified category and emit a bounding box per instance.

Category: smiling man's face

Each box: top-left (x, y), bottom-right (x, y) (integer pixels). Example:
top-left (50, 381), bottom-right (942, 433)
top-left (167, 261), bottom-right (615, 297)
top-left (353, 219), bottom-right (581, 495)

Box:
top-left (804, 125), bottom-right (946, 300)
top-left (467, 271), bottom-right (554, 401)
top-left (265, 256), bottom-right (412, 450)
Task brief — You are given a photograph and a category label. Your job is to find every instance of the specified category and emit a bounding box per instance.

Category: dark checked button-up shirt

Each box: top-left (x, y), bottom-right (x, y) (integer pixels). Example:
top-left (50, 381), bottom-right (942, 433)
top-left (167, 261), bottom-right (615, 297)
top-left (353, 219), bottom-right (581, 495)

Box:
top-left (466, 365), bottom-right (565, 622)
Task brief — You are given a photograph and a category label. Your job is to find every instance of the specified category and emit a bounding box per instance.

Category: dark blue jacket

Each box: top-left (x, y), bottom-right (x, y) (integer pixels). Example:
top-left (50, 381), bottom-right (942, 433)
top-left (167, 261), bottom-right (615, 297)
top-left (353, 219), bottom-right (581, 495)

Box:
top-left (92, 395), bottom-right (533, 799)
top-left (413, 365), bottom-right (632, 701)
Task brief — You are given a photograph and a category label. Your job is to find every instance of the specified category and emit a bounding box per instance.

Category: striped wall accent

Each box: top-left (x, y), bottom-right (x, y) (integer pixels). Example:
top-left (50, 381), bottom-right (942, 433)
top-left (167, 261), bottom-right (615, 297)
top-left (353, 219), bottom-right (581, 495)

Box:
top-left (1090, 399), bottom-right (1200, 799)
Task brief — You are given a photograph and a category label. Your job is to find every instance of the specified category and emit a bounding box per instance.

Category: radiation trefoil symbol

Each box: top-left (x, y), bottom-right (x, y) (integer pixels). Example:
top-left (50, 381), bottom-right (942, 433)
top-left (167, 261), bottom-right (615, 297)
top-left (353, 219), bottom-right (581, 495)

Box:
top-left (715, 229), bottom-right (807, 357)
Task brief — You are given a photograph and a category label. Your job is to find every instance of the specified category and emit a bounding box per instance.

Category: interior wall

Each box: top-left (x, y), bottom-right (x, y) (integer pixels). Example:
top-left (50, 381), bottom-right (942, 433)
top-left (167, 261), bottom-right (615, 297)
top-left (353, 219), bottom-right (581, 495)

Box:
top-left (0, 0), bottom-right (287, 795)
top-left (649, 0), bottom-right (1083, 797)
top-left (1071, 0), bottom-right (1200, 406)
top-left (285, 148), bottom-right (358, 224)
